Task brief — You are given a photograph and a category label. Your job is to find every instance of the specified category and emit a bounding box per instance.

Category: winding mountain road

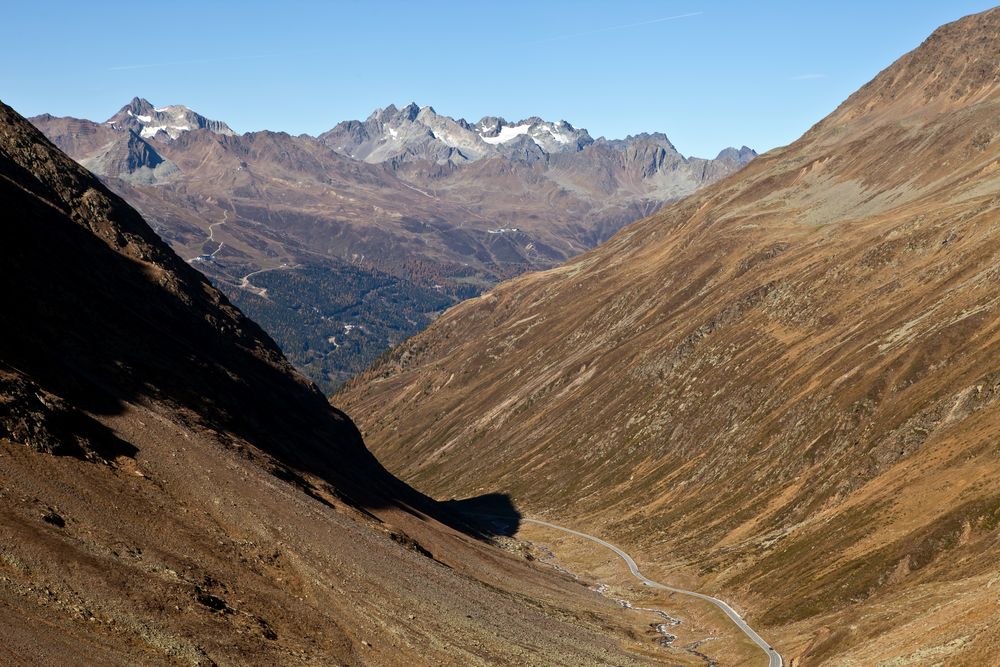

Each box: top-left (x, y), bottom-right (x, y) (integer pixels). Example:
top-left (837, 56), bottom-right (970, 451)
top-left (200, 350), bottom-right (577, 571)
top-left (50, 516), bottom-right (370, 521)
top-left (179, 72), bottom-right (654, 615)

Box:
top-left (523, 518), bottom-right (783, 667)
top-left (186, 210), bottom-right (228, 262)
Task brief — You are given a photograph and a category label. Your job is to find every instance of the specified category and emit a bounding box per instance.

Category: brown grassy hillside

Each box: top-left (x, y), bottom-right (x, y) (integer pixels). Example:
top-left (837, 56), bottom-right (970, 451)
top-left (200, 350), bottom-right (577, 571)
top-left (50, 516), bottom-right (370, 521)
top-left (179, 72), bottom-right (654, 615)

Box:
top-left (338, 8), bottom-right (1000, 664)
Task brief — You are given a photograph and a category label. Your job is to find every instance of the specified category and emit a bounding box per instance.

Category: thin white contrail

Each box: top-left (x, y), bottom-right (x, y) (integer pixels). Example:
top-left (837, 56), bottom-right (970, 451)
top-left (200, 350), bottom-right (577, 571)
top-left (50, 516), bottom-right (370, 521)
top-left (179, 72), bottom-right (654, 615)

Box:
top-left (788, 73), bottom-right (827, 81)
top-left (109, 55), bottom-right (271, 71)
top-left (109, 50), bottom-right (320, 71)
top-left (527, 11), bottom-right (704, 44)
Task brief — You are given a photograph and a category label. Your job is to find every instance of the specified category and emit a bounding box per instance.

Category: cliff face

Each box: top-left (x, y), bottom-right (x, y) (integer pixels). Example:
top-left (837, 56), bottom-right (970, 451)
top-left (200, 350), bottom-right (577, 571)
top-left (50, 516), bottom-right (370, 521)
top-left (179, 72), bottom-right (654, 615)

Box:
top-left (0, 101), bottom-right (674, 666)
top-left (337, 8), bottom-right (1000, 664)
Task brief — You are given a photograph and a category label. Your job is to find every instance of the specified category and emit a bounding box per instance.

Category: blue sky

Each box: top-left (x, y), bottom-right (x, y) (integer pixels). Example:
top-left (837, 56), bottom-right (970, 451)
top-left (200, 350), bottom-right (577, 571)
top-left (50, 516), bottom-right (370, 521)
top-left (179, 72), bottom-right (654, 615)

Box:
top-left (2, 1), bottom-right (995, 157)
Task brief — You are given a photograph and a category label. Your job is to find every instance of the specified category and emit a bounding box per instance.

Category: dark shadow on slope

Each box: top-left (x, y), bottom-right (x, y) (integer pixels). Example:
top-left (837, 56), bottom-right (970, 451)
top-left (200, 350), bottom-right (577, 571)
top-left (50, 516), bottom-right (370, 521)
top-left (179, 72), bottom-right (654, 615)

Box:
top-left (440, 493), bottom-right (522, 538)
top-left (0, 101), bottom-right (426, 514)
top-left (0, 365), bottom-right (139, 462)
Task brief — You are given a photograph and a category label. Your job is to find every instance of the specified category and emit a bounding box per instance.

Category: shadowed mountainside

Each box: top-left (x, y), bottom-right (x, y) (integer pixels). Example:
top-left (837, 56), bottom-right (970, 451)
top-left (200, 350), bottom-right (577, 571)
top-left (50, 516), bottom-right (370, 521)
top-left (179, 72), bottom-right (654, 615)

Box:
top-left (0, 99), bottom-right (401, 508)
top-left (338, 8), bottom-right (1000, 665)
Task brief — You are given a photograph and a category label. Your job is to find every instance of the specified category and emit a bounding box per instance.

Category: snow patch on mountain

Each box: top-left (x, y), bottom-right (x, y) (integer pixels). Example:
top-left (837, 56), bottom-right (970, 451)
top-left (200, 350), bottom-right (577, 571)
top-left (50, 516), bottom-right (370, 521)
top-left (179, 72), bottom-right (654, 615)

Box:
top-left (140, 125), bottom-right (196, 140)
top-left (480, 124), bottom-right (533, 144)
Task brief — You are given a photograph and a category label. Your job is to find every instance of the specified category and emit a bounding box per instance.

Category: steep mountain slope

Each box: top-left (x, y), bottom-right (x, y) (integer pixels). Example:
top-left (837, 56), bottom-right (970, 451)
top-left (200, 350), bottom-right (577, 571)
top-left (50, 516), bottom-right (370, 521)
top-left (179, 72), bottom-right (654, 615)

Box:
top-left (32, 101), bottom-right (753, 390)
top-left (0, 100), bottom-right (698, 666)
top-left (338, 8), bottom-right (1000, 665)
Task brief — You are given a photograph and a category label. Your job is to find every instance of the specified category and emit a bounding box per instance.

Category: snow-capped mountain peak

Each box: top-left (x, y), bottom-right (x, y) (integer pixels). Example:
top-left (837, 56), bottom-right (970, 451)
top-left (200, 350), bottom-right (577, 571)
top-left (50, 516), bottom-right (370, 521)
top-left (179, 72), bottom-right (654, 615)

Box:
top-left (320, 104), bottom-right (593, 164)
top-left (106, 97), bottom-right (236, 141)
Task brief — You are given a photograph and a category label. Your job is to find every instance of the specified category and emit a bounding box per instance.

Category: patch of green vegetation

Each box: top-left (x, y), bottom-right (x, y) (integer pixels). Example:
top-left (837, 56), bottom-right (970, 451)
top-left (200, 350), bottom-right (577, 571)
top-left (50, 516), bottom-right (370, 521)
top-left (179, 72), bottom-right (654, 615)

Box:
top-left (731, 502), bottom-right (887, 625)
top-left (219, 262), bottom-right (454, 393)
top-left (752, 492), bottom-right (1000, 626)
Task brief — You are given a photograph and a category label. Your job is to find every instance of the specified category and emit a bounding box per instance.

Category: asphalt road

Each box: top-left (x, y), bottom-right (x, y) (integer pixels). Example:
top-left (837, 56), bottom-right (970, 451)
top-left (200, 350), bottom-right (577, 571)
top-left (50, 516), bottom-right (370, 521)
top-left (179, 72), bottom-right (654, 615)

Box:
top-left (524, 517), bottom-right (783, 667)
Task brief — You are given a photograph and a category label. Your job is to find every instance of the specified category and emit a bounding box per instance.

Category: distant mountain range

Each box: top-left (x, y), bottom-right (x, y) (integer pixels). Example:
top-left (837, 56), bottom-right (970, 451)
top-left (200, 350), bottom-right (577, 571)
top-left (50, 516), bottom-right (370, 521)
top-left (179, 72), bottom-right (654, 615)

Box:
top-left (32, 100), bottom-right (754, 390)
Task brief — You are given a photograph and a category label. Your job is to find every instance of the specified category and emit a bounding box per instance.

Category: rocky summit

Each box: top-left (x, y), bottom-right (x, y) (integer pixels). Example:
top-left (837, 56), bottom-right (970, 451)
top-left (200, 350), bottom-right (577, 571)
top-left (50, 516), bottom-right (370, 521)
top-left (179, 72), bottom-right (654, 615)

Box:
top-left (106, 96), bottom-right (237, 140)
top-left (319, 103), bottom-right (596, 163)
